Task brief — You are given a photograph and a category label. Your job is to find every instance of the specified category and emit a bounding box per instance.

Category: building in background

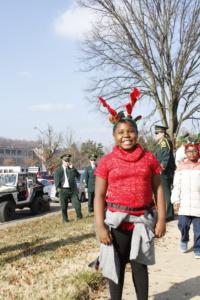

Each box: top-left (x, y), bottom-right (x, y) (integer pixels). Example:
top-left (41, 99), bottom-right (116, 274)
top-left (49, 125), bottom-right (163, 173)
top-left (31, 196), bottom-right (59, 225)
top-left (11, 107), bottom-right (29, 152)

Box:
top-left (0, 146), bottom-right (41, 171)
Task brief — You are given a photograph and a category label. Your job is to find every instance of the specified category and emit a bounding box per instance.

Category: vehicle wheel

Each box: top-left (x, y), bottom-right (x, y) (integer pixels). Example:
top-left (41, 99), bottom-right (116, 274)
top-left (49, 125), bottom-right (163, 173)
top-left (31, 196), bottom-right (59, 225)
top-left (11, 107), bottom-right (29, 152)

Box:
top-left (0, 201), bottom-right (16, 222)
top-left (41, 199), bottom-right (50, 212)
top-left (30, 197), bottom-right (50, 214)
top-left (30, 197), bottom-right (43, 214)
top-left (80, 193), bottom-right (86, 202)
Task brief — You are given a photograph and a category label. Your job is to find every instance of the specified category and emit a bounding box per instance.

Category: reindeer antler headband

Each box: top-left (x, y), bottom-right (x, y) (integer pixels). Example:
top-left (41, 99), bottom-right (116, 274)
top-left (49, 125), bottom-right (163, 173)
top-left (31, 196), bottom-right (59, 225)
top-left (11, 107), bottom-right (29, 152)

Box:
top-left (98, 87), bottom-right (142, 128)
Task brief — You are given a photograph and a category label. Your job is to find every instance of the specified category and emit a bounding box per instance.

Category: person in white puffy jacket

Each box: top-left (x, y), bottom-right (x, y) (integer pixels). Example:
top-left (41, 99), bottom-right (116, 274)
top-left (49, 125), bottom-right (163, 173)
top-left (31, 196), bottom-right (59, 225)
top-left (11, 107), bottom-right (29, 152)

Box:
top-left (175, 133), bottom-right (190, 167)
top-left (171, 143), bottom-right (200, 258)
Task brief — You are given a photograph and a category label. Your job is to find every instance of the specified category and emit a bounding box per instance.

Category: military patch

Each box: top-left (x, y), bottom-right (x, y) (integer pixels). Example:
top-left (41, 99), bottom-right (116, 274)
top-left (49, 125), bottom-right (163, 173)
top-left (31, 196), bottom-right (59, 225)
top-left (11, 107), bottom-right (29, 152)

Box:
top-left (160, 139), bottom-right (170, 149)
top-left (160, 141), bottom-right (167, 148)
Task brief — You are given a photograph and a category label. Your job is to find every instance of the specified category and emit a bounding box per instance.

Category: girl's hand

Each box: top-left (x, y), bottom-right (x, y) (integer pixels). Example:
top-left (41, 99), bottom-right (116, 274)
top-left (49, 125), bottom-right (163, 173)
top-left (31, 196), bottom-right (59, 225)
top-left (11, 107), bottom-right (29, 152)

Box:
top-left (155, 220), bottom-right (166, 238)
top-left (97, 225), bottom-right (113, 245)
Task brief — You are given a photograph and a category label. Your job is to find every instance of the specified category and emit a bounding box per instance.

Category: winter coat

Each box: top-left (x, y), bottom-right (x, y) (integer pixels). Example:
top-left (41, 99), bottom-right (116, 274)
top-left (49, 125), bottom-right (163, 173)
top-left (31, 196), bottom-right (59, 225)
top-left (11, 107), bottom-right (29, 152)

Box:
top-left (85, 165), bottom-right (96, 193)
top-left (171, 161), bottom-right (200, 217)
top-left (54, 166), bottom-right (80, 193)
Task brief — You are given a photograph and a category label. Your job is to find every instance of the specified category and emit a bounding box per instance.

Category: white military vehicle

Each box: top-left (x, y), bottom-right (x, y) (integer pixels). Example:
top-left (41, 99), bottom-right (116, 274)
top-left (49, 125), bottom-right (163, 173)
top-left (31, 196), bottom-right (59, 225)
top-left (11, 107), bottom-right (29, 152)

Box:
top-left (0, 171), bottom-right (50, 222)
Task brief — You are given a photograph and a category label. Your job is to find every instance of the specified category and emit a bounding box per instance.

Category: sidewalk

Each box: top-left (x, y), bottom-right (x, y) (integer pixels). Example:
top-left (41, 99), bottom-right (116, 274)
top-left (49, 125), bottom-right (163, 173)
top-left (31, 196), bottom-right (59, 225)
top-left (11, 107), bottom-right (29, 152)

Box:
top-left (97, 219), bottom-right (200, 300)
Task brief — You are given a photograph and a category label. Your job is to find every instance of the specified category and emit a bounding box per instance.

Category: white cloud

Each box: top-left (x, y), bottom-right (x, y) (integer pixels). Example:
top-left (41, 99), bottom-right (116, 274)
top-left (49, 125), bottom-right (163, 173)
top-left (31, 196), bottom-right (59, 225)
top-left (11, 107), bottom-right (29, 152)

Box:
top-left (30, 103), bottom-right (73, 112)
top-left (54, 4), bottom-right (95, 40)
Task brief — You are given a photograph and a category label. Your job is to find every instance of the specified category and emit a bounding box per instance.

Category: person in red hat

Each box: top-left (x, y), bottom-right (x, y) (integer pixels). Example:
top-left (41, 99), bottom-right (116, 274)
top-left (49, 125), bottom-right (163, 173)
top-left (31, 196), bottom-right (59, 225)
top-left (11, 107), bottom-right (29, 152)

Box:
top-left (94, 88), bottom-right (166, 300)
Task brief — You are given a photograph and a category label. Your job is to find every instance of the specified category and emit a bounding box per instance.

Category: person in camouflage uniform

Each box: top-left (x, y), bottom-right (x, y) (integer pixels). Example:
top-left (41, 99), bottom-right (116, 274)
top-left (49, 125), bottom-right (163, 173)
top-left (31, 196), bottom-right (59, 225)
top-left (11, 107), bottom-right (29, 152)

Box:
top-left (154, 125), bottom-right (176, 221)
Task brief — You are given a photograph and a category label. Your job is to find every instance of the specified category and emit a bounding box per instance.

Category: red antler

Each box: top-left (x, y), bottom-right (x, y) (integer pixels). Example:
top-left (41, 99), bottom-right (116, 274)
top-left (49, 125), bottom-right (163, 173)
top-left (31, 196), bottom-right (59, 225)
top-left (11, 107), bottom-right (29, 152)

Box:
top-left (134, 115), bottom-right (142, 122)
top-left (98, 96), bottom-right (118, 117)
top-left (130, 87), bottom-right (140, 105)
top-left (125, 87), bottom-right (140, 117)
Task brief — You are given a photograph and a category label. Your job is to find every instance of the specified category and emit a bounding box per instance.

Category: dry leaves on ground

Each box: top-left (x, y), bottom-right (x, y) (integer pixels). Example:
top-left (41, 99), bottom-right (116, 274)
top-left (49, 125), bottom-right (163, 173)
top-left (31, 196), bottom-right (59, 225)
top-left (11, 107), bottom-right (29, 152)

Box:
top-left (0, 207), bottom-right (103, 300)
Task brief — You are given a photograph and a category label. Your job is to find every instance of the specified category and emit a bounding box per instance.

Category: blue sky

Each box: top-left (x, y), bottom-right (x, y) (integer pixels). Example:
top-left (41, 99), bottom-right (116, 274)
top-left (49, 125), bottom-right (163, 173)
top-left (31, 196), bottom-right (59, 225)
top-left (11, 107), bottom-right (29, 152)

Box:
top-left (0, 1), bottom-right (198, 150)
top-left (0, 0), bottom-right (113, 147)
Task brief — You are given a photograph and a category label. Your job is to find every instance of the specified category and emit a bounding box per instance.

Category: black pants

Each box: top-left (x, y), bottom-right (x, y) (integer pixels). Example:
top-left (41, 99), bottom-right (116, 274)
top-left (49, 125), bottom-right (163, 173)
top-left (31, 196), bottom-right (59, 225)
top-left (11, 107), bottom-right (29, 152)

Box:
top-left (59, 188), bottom-right (82, 221)
top-left (88, 191), bottom-right (94, 213)
top-left (108, 227), bottom-right (148, 300)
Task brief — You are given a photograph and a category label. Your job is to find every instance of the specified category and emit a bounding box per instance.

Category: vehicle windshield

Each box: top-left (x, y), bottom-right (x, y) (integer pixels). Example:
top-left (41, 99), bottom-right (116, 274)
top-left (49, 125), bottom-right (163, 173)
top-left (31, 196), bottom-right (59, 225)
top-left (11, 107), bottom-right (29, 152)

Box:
top-left (0, 173), bottom-right (18, 187)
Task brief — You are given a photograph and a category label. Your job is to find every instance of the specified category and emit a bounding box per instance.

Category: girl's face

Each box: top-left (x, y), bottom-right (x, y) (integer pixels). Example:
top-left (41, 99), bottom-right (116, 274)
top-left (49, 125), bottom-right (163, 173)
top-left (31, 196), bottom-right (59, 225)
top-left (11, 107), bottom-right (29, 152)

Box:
top-left (113, 121), bottom-right (138, 151)
top-left (185, 146), bottom-right (199, 162)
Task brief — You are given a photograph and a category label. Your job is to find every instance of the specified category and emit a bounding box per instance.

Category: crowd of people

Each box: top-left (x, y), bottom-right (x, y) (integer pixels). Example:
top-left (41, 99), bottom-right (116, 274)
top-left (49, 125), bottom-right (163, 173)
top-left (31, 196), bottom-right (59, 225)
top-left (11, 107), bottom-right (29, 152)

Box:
top-left (53, 87), bottom-right (199, 300)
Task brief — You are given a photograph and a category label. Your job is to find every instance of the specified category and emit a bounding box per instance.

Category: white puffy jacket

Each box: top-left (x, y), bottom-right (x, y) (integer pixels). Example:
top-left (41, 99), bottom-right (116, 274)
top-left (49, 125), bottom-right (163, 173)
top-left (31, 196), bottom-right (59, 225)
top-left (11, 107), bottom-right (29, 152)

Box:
top-left (171, 161), bottom-right (200, 217)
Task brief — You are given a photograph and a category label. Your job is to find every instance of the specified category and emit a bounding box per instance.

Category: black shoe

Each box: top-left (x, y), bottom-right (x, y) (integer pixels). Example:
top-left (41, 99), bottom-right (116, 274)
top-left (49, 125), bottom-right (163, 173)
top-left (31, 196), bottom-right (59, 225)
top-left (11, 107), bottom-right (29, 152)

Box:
top-left (62, 219), bottom-right (69, 223)
top-left (77, 216), bottom-right (83, 220)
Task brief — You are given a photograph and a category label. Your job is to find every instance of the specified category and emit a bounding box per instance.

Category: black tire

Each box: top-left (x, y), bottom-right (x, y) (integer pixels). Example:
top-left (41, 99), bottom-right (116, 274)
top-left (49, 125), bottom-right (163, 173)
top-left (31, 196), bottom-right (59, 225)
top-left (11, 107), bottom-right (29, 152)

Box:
top-left (80, 193), bottom-right (86, 202)
top-left (30, 197), bottom-right (50, 214)
top-left (30, 197), bottom-right (43, 214)
top-left (41, 199), bottom-right (50, 212)
top-left (0, 201), bottom-right (16, 222)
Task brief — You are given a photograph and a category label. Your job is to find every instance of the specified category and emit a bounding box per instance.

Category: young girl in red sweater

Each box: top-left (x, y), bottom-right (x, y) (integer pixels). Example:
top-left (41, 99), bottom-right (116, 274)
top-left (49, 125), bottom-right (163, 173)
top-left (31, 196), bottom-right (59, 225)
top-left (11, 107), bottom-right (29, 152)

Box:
top-left (94, 88), bottom-right (166, 300)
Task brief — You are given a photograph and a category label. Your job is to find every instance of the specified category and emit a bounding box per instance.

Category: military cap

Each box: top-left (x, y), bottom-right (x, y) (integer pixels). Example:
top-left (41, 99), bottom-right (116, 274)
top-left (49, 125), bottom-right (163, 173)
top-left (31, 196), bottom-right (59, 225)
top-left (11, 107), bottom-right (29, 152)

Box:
top-left (155, 125), bottom-right (168, 133)
top-left (176, 133), bottom-right (189, 143)
top-left (89, 154), bottom-right (97, 160)
top-left (60, 153), bottom-right (72, 161)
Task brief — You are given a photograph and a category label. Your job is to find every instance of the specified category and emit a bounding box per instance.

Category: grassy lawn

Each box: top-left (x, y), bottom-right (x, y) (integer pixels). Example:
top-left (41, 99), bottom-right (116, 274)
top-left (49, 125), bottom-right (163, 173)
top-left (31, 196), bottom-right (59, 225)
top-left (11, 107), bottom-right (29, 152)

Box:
top-left (0, 206), bottom-right (104, 300)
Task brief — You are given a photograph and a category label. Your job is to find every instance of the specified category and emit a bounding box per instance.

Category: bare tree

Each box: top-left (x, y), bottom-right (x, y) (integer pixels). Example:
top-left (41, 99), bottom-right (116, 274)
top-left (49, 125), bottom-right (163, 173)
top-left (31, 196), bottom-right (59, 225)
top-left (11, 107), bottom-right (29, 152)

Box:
top-left (78, 0), bottom-right (200, 138)
top-left (62, 128), bottom-right (76, 149)
top-left (34, 125), bottom-right (63, 173)
top-left (80, 140), bottom-right (104, 167)
top-left (23, 158), bottom-right (40, 168)
top-left (0, 137), bottom-right (39, 148)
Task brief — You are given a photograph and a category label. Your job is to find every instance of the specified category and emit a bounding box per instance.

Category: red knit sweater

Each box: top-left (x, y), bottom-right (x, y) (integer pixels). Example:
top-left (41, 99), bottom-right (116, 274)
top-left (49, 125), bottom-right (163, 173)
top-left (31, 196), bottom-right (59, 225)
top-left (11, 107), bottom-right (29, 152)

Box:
top-left (95, 144), bottom-right (161, 228)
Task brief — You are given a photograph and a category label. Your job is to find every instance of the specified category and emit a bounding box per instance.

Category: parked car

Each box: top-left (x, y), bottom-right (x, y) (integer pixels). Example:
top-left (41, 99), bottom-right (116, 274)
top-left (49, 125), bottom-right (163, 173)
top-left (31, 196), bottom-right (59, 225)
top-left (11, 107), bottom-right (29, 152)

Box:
top-left (50, 184), bottom-right (59, 202)
top-left (77, 170), bottom-right (88, 202)
top-left (37, 172), bottom-right (54, 185)
top-left (50, 170), bottom-right (88, 203)
top-left (37, 178), bottom-right (53, 201)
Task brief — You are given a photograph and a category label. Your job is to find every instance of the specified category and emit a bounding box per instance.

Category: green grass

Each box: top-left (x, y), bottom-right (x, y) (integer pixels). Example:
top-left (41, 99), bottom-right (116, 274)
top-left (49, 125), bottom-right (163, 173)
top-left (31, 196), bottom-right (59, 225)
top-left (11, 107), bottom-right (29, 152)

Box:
top-left (0, 207), bottom-right (104, 300)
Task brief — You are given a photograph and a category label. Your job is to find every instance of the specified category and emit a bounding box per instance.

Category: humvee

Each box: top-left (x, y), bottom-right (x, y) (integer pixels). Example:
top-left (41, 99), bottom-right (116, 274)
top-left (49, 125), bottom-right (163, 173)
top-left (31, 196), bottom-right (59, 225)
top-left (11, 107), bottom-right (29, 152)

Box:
top-left (0, 172), bottom-right (50, 222)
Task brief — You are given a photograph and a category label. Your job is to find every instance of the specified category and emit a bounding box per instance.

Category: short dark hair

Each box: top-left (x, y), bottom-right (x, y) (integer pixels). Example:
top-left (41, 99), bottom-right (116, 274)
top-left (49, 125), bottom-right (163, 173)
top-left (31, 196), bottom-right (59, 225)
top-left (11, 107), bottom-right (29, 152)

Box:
top-left (113, 118), bottom-right (138, 134)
